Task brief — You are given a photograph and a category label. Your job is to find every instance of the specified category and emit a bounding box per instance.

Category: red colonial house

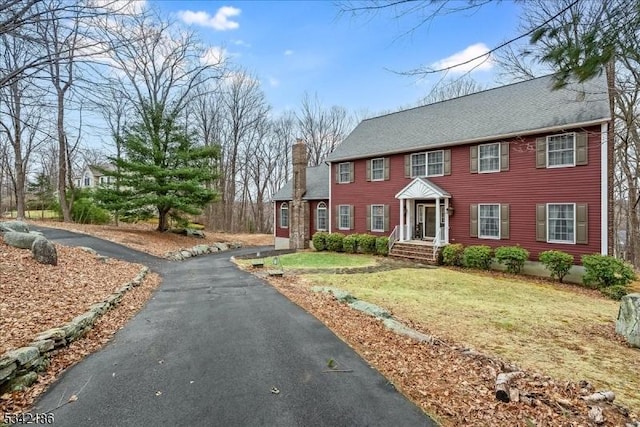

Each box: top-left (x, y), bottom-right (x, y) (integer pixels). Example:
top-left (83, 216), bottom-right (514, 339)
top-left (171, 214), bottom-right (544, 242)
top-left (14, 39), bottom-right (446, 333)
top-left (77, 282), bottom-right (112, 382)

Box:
top-left (273, 74), bottom-right (612, 263)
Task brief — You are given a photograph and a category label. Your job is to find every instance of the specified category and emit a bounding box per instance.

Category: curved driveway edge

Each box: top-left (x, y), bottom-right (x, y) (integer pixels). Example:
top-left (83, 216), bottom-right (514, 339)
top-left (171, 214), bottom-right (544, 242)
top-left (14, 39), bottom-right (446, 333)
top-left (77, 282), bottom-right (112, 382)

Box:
top-left (31, 227), bottom-right (437, 426)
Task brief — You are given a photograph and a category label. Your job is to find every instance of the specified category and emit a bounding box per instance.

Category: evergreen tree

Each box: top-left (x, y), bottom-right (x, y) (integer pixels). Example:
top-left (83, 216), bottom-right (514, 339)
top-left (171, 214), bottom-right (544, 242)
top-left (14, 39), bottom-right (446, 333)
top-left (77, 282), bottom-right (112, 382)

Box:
top-left (95, 103), bottom-right (219, 231)
top-left (27, 172), bottom-right (55, 218)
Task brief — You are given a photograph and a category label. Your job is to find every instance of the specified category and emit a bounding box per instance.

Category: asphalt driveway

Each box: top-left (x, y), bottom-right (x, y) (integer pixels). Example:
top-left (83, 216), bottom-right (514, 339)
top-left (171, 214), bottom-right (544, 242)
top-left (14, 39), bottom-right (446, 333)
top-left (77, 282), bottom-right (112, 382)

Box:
top-left (31, 228), bottom-right (436, 426)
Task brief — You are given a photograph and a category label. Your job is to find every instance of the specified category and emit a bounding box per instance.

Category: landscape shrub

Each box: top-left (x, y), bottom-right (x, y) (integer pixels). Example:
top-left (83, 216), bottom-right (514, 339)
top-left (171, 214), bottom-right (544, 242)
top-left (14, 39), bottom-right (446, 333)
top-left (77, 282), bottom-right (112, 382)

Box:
top-left (357, 234), bottom-right (377, 254)
top-left (494, 246), bottom-right (530, 274)
top-left (326, 233), bottom-right (345, 252)
top-left (442, 243), bottom-right (464, 266)
top-left (375, 237), bottom-right (389, 256)
top-left (71, 197), bottom-right (111, 224)
top-left (312, 232), bottom-right (329, 251)
top-left (538, 250), bottom-right (574, 283)
top-left (343, 234), bottom-right (358, 253)
top-left (462, 245), bottom-right (493, 270)
top-left (600, 285), bottom-right (630, 301)
top-left (581, 254), bottom-right (636, 290)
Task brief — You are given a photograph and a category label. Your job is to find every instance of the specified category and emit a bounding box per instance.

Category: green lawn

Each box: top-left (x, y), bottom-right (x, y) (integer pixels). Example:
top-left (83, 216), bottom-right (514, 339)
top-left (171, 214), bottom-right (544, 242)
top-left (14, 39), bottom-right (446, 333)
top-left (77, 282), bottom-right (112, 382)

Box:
top-left (306, 267), bottom-right (640, 411)
top-left (240, 252), bottom-right (379, 269)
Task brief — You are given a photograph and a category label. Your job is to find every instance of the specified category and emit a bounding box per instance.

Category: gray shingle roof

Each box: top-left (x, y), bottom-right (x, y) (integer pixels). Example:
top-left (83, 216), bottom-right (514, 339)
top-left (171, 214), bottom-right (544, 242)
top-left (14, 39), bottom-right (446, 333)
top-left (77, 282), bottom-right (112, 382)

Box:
top-left (272, 164), bottom-right (329, 201)
top-left (326, 74), bottom-right (610, 162)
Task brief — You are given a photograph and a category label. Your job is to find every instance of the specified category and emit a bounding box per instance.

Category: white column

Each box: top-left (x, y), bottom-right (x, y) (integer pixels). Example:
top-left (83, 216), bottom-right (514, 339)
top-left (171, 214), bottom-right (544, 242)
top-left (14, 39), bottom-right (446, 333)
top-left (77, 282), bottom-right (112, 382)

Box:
top-left (444, 198), bottom-right (449, 244)
top-left (407, 200), bottom-right (413, 240)
top-left (435, 197), bottom-right (441, 245)
top-left (399, 198), bottom-right (405, 241)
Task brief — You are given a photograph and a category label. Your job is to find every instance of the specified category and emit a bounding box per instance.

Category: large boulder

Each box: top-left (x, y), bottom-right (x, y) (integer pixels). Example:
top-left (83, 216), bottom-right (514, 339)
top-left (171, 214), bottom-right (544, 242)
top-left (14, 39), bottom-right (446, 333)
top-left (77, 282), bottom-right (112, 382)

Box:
top-left (31, 237), bottom-right (57, 266)
top-left (0, 220), bottom-right (29, 233)
top-left (615, 293), bottom-right (640, 348)
top-left (2, 231), bottom-right (39, 249)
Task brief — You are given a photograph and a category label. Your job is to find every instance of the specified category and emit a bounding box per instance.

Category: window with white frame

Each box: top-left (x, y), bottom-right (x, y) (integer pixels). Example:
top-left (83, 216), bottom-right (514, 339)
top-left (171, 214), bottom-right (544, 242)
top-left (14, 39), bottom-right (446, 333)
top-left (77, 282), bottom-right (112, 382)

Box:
top-left (547, 133), bottom-right (575, 167)
top-left (84, 176), bottom-right (91, 187)
top-left (371, 158), bottom-right (384, 181)
top-left (427, 151), bottom-right (444, 176)
top-left (479, 204), bottom-right (500, 239)
top-left (280, 202), bottom-right (289, 228)
top-left (548, 203), bottom-right (575, 243)
top-left (339, 205), bottom-right (351, 229)
top-left (371, 205), bottom-right (385, 232)
top-left (479, 143), bottom-right (500, 172)
top-left (411, 153), bottom-right (426, 177)
top-left (316, 202), bottom-right (327, 231)
top-left (338, 162), bottom-right (351, 183)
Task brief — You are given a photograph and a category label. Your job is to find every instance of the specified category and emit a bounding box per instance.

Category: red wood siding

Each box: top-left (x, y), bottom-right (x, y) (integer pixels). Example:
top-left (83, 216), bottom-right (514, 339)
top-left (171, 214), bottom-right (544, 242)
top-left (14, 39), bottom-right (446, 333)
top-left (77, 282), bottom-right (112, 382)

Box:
top-left (330, 125), bottom-right (604, 260)
top-left (275, 201), bottom-right (289, 238)
top-left (274, 200), bottom-right (329, 239)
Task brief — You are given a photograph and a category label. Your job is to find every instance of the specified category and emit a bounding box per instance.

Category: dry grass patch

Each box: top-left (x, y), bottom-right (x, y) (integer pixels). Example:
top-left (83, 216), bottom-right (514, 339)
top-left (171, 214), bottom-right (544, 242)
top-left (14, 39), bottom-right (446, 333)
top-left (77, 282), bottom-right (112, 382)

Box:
top-left (307, 267), bottom-right (640, 411)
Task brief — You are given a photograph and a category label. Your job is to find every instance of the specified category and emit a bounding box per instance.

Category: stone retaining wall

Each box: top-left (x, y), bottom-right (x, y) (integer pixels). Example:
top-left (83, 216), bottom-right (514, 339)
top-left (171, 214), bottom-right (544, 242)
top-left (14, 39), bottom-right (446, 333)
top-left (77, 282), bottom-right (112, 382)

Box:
top-left (0, 267), bottom-right (149, 393)
top-left (165, 242), bottom-right (243, 261)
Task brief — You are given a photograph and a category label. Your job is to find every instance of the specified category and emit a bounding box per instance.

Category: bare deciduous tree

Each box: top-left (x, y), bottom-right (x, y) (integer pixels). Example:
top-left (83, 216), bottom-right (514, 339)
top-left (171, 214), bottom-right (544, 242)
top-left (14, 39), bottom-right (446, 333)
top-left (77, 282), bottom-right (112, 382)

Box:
top-left (296, 92), bottom-right (352, 166)
top-left (419, 75), bottom-right (486, 105)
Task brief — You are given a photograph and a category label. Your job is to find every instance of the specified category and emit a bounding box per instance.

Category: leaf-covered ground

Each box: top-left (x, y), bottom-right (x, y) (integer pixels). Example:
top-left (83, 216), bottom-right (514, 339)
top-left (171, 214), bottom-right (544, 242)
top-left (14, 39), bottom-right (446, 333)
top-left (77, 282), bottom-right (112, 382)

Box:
top-left (31, 220), bottom-right (273, 257)
top-left (251, 271), bottom-right (639, 427)
top-left (0, 239), bottom-right (161, 416)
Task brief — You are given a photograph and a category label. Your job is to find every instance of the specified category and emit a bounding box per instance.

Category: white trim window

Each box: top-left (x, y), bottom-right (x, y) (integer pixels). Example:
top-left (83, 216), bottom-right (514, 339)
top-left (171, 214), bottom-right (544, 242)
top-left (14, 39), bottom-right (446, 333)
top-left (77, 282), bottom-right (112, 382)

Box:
top-left (371, 204), bottom-right (385, 232)
top-left (280, 202), bottom-right (289, 228)
top-left (84, 175), bottom-right (91, 187)
top-left (547, 133), bottom-right (575, 167)
top-left (479, 143), bottom-right (500, 173)
top-left (548, 203), bottom-right (575, 243)
top-left (316, 202), bottom-right (327, 231)
top-left (427, 150), bottom-right (444, 176)
top-left (478, 204), bottom-right (500, 239)
top-left (411, 153), bottom-right (426, 177)
top-left (371, 158), bottom-right (384, 181)
top-left (338, 205), bottom-right (351, 230)
top-left (338, 162), bottom-right (351, 183)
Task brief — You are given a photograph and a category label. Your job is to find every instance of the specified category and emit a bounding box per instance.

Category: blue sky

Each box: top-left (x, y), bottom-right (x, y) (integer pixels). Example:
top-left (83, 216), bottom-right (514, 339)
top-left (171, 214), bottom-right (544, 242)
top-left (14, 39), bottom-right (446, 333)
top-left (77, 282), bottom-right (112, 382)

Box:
top-left (156, 1), bottom-right (523, 115)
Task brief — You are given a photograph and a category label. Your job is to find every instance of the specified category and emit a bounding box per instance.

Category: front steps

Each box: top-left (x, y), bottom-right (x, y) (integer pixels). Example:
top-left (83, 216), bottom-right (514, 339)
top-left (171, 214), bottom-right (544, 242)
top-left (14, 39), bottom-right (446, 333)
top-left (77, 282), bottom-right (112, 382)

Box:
top-left (389, 241), bottom-right (439, 264)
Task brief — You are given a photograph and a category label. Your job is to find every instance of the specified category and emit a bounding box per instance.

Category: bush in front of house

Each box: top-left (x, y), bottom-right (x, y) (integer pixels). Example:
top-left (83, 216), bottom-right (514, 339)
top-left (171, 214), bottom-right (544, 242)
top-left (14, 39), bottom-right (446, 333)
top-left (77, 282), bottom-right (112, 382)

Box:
top-left (357, 234), bottom-right (377, 254)
top-left (326, 233), bottom-right (345, 252)
top-left (442, 243), bottom-right (464, 266)
top-left (538, 250), bottom-right (574, 283)
top-left (581, 254), bottom-right (636, 299)
top-left (312, 232), bottom-right (329, 251)
top-left (375, 237), bottom-right (389, 256)
top-left (462, 245), bottom-right (493, 270)
top-left (70, 197), bottom-right (111, 224)
top-left (495, 246), bottom-right (530, 274)
top-left (343, 234), bottom-right (358, 253)
top-left (600, 285), bottom-right (631, 301)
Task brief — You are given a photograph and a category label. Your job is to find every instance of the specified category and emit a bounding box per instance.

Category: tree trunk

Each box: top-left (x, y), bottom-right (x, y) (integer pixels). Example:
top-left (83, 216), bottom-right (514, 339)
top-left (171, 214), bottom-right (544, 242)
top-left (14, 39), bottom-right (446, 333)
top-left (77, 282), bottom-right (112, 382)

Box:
top-left (606, 60), bottom-right (615, 255)
top-left (56, 92), bottom-right (71, 222)
top-left (14, 159), bottom-right (25, 221)
top-left (158, 208), bottom-right (170, 232)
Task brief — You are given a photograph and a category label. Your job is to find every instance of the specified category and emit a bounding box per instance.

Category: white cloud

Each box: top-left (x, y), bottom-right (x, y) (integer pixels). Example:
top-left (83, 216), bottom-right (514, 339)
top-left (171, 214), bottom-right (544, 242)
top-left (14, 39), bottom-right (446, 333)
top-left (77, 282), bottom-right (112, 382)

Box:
top-left (284, 49), bottom-right (294, 56)
top-left (233, 39), bottom-right (251, 47)
top-left (201, 46), bottom-right (228, 66)
top-left (268, 77), bottom-right (280, 87)
top-left (178, 6), bottom-right (241, 31)
top-left (431, 43), bottom-right (493, 74)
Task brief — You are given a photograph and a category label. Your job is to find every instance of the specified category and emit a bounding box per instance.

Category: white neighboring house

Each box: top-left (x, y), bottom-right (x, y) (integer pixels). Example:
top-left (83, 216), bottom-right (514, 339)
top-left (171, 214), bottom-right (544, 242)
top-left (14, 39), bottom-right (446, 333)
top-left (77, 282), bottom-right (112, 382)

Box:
top-left (75, 164), bottom-right (116, 189)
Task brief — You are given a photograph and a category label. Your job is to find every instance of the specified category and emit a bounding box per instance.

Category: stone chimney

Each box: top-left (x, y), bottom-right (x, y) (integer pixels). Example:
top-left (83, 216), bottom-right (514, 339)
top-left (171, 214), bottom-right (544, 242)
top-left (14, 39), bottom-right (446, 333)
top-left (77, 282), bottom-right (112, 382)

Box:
top-left (290, 138), bottom-right (309, 249)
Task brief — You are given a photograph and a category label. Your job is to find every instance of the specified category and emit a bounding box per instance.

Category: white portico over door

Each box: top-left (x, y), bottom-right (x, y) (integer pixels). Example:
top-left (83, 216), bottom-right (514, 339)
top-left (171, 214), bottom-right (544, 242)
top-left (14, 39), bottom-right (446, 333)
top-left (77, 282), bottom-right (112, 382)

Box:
top-left (395, 177), bottom-right (451, 246)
